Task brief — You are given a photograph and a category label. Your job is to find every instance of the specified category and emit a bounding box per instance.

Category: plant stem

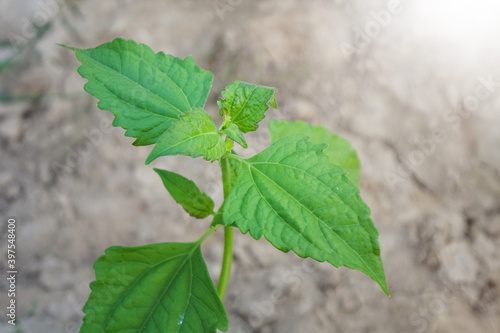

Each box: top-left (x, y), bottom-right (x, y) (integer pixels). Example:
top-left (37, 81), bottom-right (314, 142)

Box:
top-left (197, 225), bottom-right (220, 245)
top-left (217, 226), bottom-right (233, 299)
top-left (217, 157), bottom-right (234, 300)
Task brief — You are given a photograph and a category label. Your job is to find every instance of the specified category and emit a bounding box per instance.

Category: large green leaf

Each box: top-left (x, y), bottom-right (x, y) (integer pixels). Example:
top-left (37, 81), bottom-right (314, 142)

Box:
top-left (218, 81), bottom-right (277, 133)
top-left (81, 242), bottom-right (228, 333)
top-left (154, 168), bottom-right (215, 219)
top-left (221, 136), bottom-right (388, 295)
top-left (223, 157), bottom-right (242, 191)
top-left (269, 119), bottom-right (361, 185)
top-left (68, 38), bottom-right (213, 146)
top-left (146, 109), bottom-right (226, 164)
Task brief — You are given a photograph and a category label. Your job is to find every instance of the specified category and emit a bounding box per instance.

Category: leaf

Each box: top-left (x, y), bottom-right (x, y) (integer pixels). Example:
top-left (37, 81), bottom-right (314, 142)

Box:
top-left (269, 119), bottom-right (361, 185)
top-left (81, 242), bottom-right (228, 333)
top-left (221, 136), bottom-right (389, 295)
top-left (219, 81), bottom-right (277, 133)
top-left (154, 168), bottom-right (215, 219)
top-left (146, 109), bottom-right (226, 164)
top-left (224, 157), bottom-right (242, 190)
top-left (67, 38), bottom-right (213, 146)
top-left (220, 123), bottom-right (248, 148)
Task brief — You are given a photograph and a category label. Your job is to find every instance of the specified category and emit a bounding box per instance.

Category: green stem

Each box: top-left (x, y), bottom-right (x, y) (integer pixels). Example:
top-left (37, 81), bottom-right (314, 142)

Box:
top-left (217, 157), bottom-right (234, 300)
top-left (217, 226), bottom-right (233, 299)
top-left (197, 225), bottom-right (220, 245)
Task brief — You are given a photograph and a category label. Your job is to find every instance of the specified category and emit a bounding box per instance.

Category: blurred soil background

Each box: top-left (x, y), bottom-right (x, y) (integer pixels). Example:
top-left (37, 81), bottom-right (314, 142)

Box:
top-left (1, 0), bottom-right (500, 332)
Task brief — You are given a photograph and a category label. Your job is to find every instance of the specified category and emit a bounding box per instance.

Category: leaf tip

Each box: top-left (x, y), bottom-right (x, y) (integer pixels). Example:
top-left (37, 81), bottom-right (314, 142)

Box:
top-left (57, 43), bottom-right (76, 51)
top-left (269, 90), bottom-right (278, 109)
top-left (382, 284), bottom-right (390, 297)
top-left (145, 153), bottom-right (156, 165)
top-left (152, 168), bottom-right (164, 177)
top-left (375, 274), bottom-right (390, 296)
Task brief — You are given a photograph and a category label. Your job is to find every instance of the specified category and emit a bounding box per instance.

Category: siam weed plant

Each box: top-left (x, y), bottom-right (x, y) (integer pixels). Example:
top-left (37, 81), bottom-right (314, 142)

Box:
top-left (63, 38), bottom-right (389, 333)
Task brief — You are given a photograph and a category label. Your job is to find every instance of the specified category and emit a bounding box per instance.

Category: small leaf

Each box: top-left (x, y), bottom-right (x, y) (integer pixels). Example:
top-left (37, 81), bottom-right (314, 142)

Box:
top-left (268, 91), bottom-right (277, 109)
top-left (81, 242), bottom-right (228, 333)
top-left (68, 38), bottom-right (213, 146)
top-left (269, 119), bottom-right (361, 185)
top-left (219, 81), bottom-right (277, 133)
top-left (146, 109), bottom-right (226, 164)
top-left (220, 123), bottom-right (248, 148)
top-left (154, 168), bottom-right (215, 218)
top-left (222, 136), bottom-right (389, 295)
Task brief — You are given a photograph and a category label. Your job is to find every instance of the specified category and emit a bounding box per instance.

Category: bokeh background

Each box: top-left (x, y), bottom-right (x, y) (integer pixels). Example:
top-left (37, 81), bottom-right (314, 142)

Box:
top-left (1, 0), bottom-right (500, 332)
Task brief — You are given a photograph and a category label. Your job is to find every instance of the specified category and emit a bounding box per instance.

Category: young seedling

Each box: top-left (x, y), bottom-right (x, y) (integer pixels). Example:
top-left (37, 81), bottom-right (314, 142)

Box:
top-left (64, 38), bottom-right (389, 333)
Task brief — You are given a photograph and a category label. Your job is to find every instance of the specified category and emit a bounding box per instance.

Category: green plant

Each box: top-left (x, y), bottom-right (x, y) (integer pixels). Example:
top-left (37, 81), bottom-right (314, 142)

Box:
top-left (64, 38), bottom-right (389, 333)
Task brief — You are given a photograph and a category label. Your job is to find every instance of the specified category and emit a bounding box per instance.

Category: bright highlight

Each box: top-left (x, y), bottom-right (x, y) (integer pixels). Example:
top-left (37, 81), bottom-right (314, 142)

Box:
top-left (416, 0), bottom-right (500, 43)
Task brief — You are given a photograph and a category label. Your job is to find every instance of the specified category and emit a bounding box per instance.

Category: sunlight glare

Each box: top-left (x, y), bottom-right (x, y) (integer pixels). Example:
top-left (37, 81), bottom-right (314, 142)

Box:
top-left (415, 0), bottom-right (500, 45)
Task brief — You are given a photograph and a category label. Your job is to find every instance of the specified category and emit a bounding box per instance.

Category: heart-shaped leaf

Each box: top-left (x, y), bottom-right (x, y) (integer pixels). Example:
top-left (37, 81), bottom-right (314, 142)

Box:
top-left (222, 136), bottom-right (388, 295)
top-left (67, 38), bottom-right (213, 146)
top-left (81, 242), bottom-right (228, 333)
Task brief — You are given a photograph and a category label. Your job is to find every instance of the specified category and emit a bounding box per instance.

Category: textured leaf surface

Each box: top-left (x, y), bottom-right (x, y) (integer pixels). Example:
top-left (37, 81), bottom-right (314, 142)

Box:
top-left (146, 109), bottom-right (226, 164)
top-left (81, 242), bottom-right (228, 333)
top-left (154, 168), bottom-right (215, 218)
top-left (71, 38), bottom-right (213, 146)
top-left (222, 136), bottom-right (388, 295)
top-left (219, 81), bottom-right (277, 133)
top-left (224, 157), bottom-right (242, 190)
top-left (220, 123), bottom-right (248, 148)
top-left (269, 119), bottom-right (361, 185)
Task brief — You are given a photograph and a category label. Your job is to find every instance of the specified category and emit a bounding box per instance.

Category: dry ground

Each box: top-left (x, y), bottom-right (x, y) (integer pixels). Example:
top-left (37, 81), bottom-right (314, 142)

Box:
top-left (1, 0), bottom-right (500, 332)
